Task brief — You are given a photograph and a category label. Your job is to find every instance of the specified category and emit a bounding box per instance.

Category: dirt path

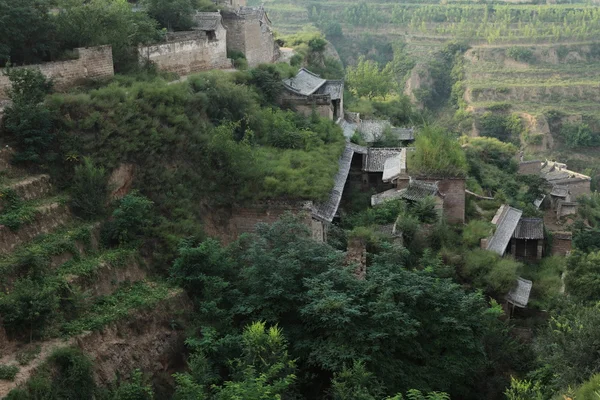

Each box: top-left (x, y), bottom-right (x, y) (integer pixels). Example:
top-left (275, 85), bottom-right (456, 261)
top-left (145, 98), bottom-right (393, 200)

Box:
top-left (0, 338), bottom-right (74, 397)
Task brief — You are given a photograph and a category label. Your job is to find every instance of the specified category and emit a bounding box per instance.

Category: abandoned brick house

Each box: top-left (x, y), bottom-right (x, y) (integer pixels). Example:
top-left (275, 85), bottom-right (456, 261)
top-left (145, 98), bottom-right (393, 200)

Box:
top-left (281, 68), bottom-right (344, 121)
top-left (339, 112), bottom-right (415, 145)
top-left (483, 204), bottom-right (545, 260)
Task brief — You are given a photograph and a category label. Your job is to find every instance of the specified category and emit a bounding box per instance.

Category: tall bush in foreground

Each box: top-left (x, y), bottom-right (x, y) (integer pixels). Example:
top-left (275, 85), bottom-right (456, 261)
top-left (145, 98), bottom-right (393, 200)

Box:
top-left (70, 157), bottom-right (108, 220)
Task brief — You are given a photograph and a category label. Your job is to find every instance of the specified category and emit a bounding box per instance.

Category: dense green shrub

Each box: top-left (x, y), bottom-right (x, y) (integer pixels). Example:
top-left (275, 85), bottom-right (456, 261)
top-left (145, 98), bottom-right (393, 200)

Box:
top-left (2, 68), bottom-right (54, 165)
top-left (70, 157), bottom-right (108, 220)
top-left (410, 126), bottom-right (468, 178)
top-left (559, 122), bottom-right (598, 148)
top-left (102, 192), bottom-right (154, 246)
top-left (0, 365), bottom-right (19, 381)
top-left (477, 112), bottom-right (522, 144)
top-left (463, 249), bottom-right (520, 294)
top-left (462, 220), bottom-right (493, 247)
top-left (506, 46), bottom-right (534, 63)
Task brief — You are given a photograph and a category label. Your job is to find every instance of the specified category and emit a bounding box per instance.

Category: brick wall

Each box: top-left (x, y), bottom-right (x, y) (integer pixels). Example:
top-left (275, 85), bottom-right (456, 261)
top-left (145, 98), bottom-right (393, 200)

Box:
top-left (518, 160), bottom-right (543, 175)
top-left (138, 30), bottom-right (231, 75)
top-left (552, 232), bottom-right (572, 256)
top-left (397, 177), bottom-right (466, 224)
top-left (201, 202), bottom-right (319, 244)
top-left (0, 46), bottom-right (114, 99)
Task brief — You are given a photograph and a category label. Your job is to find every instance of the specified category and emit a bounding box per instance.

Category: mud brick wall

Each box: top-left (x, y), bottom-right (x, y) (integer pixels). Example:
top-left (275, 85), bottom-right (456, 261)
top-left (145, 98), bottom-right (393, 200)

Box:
top-left (0, 46), bottom-right (114, 99)
top-left (201, 202), bottom-right (316, 245)
top-left (558, 179), bottom-right (591, 199)
top-left (552, 232), bottom-right (572, 256)
top-left (138, 30), bottom-right (230, 75)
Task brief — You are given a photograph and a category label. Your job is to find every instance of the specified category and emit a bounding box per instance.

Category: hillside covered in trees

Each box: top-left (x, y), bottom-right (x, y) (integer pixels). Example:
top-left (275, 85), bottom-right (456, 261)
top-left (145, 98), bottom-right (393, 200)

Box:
top-left (1, 0), bottom-right (600, 399)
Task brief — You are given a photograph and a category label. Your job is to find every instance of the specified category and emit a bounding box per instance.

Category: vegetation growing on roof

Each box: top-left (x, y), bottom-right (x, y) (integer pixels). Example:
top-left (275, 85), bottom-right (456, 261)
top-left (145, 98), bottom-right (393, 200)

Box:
top-left (410, 126), bottom-right (468, 178)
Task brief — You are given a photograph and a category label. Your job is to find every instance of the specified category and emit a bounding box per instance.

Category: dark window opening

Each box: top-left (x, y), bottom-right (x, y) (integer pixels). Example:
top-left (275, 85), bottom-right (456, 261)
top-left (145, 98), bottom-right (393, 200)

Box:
top-left (207, 30), bottom-right (217, 41)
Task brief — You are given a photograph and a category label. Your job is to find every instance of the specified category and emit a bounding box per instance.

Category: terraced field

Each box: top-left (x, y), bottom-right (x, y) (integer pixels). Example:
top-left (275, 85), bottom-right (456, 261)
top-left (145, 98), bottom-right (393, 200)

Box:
top-left (0, 149), bottom-right (190, 396)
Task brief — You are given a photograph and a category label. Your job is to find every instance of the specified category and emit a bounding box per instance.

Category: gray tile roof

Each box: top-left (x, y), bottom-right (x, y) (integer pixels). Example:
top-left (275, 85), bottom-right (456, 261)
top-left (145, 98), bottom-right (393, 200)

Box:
top-left (402, 179), bottom-right (440, 202)
top-left (382, 150), bottom-right (406, 182)
top-left (337, 116), bottom-right (414, 143)
top-left (487, 205), bottom-right (523, 256)
top-left (513, 218), bottom-right (544, 240)
top-left (283, 68), bottom-right (326, 96)
top-left (193, 12), bottom-right (222, 31)
top-left (347, 142), bottom-right (368, 154)
top-left (364, 148), bottom-right (403, 172)
top-left (317, 80), bottom-right (343, 100)
top-left (312, 144), bottom-right (355, 222)
top-left (506, 277), bottom-right (532, 308)
top-left (540, 161), bottom-right (591, 184)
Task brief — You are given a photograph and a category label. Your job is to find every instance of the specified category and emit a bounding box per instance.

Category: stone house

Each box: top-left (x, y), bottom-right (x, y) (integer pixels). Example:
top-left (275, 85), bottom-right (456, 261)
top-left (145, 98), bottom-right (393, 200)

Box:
top-left (281, 68), bottom-right (344, 121)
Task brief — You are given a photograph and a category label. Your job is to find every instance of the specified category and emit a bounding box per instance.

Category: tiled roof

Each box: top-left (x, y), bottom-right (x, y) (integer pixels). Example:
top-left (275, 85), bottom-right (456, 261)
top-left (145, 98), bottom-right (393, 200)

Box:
top-left (506, 277), bottom-right (532, 308)
top-left (312, 144), bottom-right (355, 222)
top-left (487, 205), bottom-right (523, 256)
top-left (364, 148), bottom-right (403, 172)
top-left (336, 117), bottom-right (415, 143)
top-left (533, 195), bottom-right (545, 208)
top-left (193, 12), bottom-right (222, 31)
top-left (540, 161), bottom-right (591, 183)
top-left (513, 218), bottom-right (544, 240)
top-left (317, 80), bottom-right (343, 100)
top-left (382, 149), bottom-right (406, 182)
top-left (283, 68), bottom-right (326, 96)
top-left (402, 179), bottom-right (439, 202)
top-left (371, 188), bottom-right (405, 206)
top-left (347, 142), bottom-right (368, 154)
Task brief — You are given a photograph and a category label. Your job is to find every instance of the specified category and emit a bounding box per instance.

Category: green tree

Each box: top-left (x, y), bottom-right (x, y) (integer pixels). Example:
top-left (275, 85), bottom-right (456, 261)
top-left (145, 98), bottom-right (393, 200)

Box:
top-left (174, 322), bottom-right (296, 400)
top-left (565, 251), bottom-right (600, 302)
top-left (112, 370), bottom-right (154, 400)
top-left (0, 0), bottom-right (57, 66)
top-left (102, 192), bottom-right (154, 246)
top-left (54, 0), bottom-right (160, 71)
top-left (2, 68), bottom-right (54, 165)
top-left (346, 56), bottom-right (392, 99)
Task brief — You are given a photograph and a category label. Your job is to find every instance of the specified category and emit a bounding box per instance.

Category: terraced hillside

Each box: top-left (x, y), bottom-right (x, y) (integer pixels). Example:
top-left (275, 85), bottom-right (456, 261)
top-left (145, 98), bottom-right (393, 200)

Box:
top-left (0, 149), bottom-right (190, 397)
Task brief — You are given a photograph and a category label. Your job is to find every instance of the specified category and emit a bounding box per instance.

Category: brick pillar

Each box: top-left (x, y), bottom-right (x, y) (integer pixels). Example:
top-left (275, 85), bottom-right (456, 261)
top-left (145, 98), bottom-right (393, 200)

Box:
top-left (537, 240), bottom-right (543, 260)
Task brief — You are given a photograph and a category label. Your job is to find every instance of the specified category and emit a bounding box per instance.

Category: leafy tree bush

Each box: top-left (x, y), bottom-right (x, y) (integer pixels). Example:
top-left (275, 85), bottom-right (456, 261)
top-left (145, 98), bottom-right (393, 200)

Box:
top-left (462, 220), bottom-right (493, 247)
top-left (463, 249), bottom-right (520, 294)
top-left (505, 47), bottom-right (535, 63)
top-left (110, 369), bottom-right (154, 400)
top-left (0, 0), bottom-right (57, 66)
top-left (102, 192), bottom-right (154, 246)
top-left (54, 0), bottom-right (160, 71)
top-left (410, 126), bottom-right (468, 178)
top-left (477, 112), bottom-right (522, 144)
top-left (2, 68), bottom-right (54, 165)
top-left (559, 122), bottom-right (597, 148)
top-left (535, 301), bottom-right (600, 392)
top-left (346, 56), bottom-right (392, 99)
top-left (70, 157), bottom-right (108, 220)
top-left (504, 378), bottom-right (543, 400)
top-left (170, 216), bottom-right (519, 399)
top-left (565, 251), bottom-right (600, 302)
top-left (0, 278), bottom-right (61, 340)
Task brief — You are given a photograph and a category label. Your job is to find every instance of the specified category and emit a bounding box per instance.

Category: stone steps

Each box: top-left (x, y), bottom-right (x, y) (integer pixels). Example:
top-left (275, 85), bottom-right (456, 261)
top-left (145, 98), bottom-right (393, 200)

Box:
top-left (3, 174), bottom-right (53, 202)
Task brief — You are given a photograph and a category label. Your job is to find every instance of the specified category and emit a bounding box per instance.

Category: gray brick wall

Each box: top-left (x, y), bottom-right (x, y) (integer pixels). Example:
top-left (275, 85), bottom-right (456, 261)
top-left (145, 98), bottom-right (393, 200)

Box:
top-left (0, 46), bottom-right (114, 99)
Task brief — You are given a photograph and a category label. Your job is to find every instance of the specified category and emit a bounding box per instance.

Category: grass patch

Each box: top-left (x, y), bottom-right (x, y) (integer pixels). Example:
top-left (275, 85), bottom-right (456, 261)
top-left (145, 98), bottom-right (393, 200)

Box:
top-left (0, 364), bottom-right (19, 381)
top-left (16, 345), bottom-right (41, 366)
top-left (57, 248), bottom-right (137, 279)
top-left (61, 281), bottom-right (174, 336)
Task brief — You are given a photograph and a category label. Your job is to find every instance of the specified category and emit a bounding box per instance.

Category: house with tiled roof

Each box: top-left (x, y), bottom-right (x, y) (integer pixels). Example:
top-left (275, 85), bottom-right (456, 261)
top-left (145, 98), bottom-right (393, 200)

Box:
top-left (280, 68), bottom-right (344, 120)
top-left (482, 205), bottom-right (545, 260)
